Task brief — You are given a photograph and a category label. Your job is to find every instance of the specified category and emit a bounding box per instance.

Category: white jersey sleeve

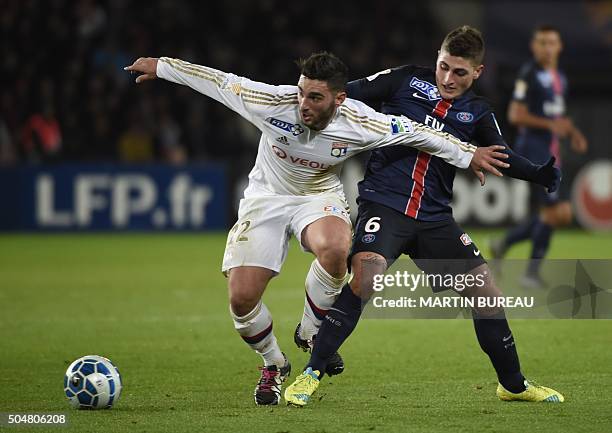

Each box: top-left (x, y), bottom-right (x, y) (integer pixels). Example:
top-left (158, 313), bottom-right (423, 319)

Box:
top-left (156, 57), bottom-right (297, 126)
top-left (373, 115), bottom-right (475, 168)
top-left (338, 102), bottom-right (475, 169)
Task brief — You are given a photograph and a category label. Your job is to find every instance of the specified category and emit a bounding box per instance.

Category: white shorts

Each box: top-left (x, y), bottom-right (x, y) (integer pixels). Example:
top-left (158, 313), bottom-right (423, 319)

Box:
top-left (222, 192), bottom-right (351, 275)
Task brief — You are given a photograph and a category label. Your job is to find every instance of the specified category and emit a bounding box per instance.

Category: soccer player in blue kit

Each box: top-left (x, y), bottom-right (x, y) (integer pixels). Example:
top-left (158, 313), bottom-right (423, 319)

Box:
top-left (286, 26), bottom-right (565, 406)
top-left (491, 25), bottom-right (588, 287)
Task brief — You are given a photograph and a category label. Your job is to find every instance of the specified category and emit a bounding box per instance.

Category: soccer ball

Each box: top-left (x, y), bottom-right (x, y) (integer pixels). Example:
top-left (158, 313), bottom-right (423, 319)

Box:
top-left (64, 355), bottom-right (122, 409)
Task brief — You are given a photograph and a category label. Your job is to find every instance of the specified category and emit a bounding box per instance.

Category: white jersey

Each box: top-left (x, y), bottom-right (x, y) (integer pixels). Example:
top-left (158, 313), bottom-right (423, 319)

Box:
top-left (157, 57), bottom-right (476, 198)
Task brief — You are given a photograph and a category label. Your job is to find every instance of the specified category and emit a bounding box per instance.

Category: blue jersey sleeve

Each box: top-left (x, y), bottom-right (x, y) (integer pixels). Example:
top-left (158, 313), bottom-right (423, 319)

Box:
top-left (474, 112), bottom-right (559, 190)
top-left (347, 65), bottom-right (415, 106)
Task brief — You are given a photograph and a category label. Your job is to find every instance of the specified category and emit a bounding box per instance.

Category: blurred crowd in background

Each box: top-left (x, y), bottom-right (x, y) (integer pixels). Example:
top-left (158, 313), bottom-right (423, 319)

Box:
top-left (1, 0), bottom-right (611, 169)
top-left (0, 0), bottom-right (440, 168)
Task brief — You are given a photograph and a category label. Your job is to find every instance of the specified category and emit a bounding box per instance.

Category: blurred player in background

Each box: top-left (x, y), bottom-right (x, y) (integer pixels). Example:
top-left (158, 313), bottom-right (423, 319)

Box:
top-left (491, 25), bottom-right (588, 288)
top-left (125, 52), bottom-right (508, 405)
top-left (285, 26), bottom-right (564, 407)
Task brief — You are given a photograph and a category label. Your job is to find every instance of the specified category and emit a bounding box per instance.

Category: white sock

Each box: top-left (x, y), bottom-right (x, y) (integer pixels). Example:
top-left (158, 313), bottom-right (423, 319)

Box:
top-left (231, 301), bottom-right (284, 367)
top-left (299, 259), bottom-right (348, 341)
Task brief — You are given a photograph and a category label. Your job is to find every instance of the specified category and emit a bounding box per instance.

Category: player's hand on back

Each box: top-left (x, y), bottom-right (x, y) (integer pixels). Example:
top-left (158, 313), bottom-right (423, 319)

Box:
top-left (124, 57), bottom-right (159, 83)
top-left (470, 145), bottom-right (510, 186)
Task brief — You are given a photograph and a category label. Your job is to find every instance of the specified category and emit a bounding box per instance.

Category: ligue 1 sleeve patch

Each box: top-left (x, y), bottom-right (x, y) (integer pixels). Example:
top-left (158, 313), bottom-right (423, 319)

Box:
top-left (513, 79), bottom-right (528, 100)
top-left (390, 117), bottom-right (414, 134)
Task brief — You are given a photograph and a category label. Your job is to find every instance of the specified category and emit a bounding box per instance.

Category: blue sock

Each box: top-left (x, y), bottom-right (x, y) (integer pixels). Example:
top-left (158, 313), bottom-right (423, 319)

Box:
top-left (473, 310), bottom-right (526, 393)
top-left (308, 283), bottom-right (362, 377)
top-left (504, 216), bottom-right (538, 248)
top-left (528, 221), bottom-right (553, 276)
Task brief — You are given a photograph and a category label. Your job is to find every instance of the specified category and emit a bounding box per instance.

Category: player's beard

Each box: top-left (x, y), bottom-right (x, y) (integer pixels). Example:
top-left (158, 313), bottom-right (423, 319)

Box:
top-left (304, 102), bottom-right (336, 131)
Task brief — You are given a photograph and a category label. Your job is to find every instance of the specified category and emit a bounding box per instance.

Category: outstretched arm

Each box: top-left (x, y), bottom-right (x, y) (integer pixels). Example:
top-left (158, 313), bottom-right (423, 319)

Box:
top-left (124, 57), bottom-right (297, 124)
top-left (356, 112), bottom-right (509, 179)
top-left (400, 118), bottom-right (511, 177)
top-left (503, 146), bottom-right (561, 193)
top-left (475, 112), bottom-right (561, 192)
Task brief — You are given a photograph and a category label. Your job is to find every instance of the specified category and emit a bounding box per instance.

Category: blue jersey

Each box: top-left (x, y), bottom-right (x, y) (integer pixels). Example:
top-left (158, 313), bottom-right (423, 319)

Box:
top-left (511, 61), bottom-right (568, 165)
top-left (347, 65), bottom-right (507, 222)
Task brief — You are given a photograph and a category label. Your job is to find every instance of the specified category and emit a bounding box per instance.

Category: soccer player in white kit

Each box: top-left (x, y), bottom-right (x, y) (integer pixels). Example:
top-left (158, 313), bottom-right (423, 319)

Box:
top-left (125, 52), bottom-right (509, 405)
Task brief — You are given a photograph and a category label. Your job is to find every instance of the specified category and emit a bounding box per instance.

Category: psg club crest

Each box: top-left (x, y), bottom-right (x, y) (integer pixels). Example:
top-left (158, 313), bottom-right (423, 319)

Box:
top-left (362, 234), bottom-right (376, 243)
top-left (456, 112), bottom-right (474, 123)
top-left (331, 142), bottom-right (348, 158)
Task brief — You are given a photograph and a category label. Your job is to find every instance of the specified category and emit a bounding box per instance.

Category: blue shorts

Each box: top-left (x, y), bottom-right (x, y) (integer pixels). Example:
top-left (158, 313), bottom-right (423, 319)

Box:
top-left (350, 199), bottom-right (486, 292)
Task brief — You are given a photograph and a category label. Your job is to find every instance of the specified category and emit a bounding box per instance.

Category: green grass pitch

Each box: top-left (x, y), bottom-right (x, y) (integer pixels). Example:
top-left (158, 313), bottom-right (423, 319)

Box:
top-left (1, 230), bottom-right (611, 432)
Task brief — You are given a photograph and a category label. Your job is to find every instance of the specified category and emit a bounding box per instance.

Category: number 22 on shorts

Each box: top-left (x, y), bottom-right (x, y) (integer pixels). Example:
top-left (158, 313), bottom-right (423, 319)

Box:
top-left (227, 220), bottom-right (251, 245)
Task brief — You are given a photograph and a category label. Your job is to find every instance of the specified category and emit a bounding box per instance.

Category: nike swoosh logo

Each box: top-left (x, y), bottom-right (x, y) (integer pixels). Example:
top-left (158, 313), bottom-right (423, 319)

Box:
top-left (412, 92), bottom-right (429, 100)
top-left (473, 249), bottom-right (480, 256)
top-left (502, 333), bottom-right (513, 342)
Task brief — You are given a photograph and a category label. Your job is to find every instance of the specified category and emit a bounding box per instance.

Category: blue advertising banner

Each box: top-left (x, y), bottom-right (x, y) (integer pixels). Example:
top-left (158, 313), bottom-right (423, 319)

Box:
top-left (0, 164), bottom-right (227, 230)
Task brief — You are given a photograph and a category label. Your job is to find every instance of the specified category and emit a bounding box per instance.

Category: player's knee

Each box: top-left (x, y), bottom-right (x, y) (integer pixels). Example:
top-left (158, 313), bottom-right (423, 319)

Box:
top-left (320, 229), bottom-right (351, 254)
top-left (541, 204), bottom-right (572, 227)
top-left (350, 252), bottom-right (387, 300)
top-left (557, 205), bottom-right (572, 226)
top-left (318, 242), bottom-right (349, 263)
top-left (228, 286), bottom-right (261, 317)
top-left (227, 277), bottom-right (265, 316)
top-left (540, 207), bottom-right (556, 226)
top-left (315, 236), bottom-right (350, 275)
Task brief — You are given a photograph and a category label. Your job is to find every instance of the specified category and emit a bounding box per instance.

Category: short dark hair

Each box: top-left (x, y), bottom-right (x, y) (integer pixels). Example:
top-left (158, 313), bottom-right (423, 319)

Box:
top-left (296, 51), bottom-right (348, 92)
top-left (533, 24), bottom-right (562, 38)
top-left (440, 25), bottom-right (485, 65)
